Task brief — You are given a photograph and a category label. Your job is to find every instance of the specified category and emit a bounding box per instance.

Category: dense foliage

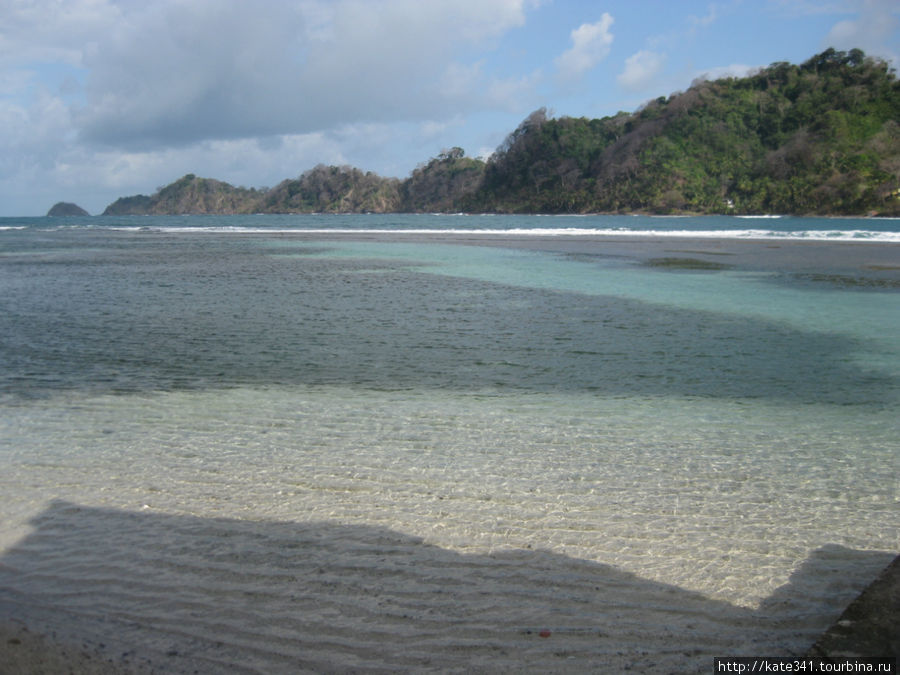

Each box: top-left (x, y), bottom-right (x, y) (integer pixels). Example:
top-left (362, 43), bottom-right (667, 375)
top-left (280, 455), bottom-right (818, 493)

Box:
top-left (401, 147), bottom-right (486, 212)
top-left (101, 49), bottom-right (899, 216)
top-left (259, 165), bottom-right (401, 213)
top-left (467, 48), bottom-right (899, 215)
top-left (47, 202), bottom-right (89, 216)
top-left (103, 174), bottom-right (262, 215)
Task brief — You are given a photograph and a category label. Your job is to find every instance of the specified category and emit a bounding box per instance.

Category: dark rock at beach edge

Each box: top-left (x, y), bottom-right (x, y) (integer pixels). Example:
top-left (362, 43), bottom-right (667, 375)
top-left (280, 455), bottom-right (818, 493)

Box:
top-left (808, 553), bottom-right (900, 658)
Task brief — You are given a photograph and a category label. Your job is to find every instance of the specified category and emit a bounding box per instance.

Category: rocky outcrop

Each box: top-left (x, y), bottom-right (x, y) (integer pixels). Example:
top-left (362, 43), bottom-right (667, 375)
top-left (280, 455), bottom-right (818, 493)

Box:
top-left (47, 202), bottom-right (89, 216)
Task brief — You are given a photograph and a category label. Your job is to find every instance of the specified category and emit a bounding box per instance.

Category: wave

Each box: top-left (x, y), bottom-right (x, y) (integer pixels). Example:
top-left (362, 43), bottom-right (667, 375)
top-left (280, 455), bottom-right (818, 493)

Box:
top-left (4, 214), bottom-right (899, 242)
top-left (89, 225), bottom-right (900, 242)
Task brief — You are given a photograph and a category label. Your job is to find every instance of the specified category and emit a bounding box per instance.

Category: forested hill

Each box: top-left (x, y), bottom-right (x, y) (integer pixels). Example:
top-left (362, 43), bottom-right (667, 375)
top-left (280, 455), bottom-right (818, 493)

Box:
top-left (467, 48), bottom-right (899, 215)
top-left (102, 49), bottom-right (900, 217)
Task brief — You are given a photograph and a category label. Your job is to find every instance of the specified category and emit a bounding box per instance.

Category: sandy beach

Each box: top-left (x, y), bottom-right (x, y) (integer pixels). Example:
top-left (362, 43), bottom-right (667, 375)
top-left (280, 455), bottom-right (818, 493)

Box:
top-left (1, 618), bottom-right (147, 675)
top-left (0, 502), bottom-right (895, 674)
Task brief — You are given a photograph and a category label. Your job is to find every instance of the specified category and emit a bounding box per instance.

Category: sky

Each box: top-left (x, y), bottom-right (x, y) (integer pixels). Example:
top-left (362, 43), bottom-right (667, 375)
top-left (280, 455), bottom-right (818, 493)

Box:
top-left (1, 0), bottom-right (898, 216)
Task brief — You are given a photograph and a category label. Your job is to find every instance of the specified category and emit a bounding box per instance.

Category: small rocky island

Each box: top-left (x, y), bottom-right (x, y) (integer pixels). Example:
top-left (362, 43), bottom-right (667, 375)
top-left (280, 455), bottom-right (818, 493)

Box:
top-left (47, 202), bottom-right (89, 216)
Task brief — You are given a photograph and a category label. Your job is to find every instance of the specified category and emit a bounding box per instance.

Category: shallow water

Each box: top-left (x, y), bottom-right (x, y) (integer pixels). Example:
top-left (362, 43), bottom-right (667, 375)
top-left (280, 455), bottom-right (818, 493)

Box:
top-left (0, 215), bottom-right (897, 672)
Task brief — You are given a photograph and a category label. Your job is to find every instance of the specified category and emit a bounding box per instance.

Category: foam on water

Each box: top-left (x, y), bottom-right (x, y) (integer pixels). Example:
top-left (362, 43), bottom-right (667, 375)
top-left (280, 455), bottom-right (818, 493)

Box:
top-left (4, 212), bottom-right (900, 241)
top-left (83, 226), bottom-right (900, 242)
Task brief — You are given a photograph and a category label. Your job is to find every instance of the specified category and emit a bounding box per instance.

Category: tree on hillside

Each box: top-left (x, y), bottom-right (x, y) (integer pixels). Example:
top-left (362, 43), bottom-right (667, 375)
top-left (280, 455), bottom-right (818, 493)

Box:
top-left (401, 148), bottom-right (485, 212)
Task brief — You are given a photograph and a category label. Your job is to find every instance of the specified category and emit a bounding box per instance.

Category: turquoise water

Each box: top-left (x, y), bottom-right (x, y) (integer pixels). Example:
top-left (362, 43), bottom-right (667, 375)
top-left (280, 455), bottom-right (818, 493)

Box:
top-left (0, 215), bottom-right (897, 671)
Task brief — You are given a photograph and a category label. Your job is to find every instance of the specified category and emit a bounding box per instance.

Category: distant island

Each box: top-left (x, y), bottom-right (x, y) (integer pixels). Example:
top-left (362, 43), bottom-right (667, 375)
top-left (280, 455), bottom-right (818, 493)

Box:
top-left (48, 202), bottom-right (90, 216)
top-left (101, 49), bottom-right (899, 218)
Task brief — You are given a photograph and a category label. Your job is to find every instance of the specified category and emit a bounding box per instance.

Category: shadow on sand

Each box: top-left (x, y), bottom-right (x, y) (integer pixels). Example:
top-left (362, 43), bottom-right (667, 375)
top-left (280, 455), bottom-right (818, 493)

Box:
top-left (0, 500), bottom-right (894, 673)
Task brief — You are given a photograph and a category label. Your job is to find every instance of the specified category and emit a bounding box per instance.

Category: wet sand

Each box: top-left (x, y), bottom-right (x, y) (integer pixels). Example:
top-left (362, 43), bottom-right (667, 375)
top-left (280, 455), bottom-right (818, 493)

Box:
top-left (0, 619), bottom-right (148, 675)
top-left (0, 502), bottom-right (895, 674)
top-left (3, 551), bottom-right (896, 673)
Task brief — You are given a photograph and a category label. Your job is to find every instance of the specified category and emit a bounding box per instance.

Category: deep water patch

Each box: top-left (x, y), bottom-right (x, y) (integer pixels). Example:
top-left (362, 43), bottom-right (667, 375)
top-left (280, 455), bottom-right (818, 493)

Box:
top-left (645, 257), bottom-right (733, 271)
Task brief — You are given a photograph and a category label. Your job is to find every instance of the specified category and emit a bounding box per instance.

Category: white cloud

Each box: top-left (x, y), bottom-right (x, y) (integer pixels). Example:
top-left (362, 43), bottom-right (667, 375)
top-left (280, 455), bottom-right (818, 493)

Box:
top-left (555, 14), bottom-right (614, 80)
top-left (692, 63), bottom-right (758, 83)
top-left (689, 3), bottom-right (720, 30)
top-left (775, 0), bottom-right (899, 66)
top-left (4, 0), bottom-right (534, 152)
top-left (486, 71), bottom-right (543, 111)
top-left (0, 90), bottom-right (72, 171)
top-left (617, 50), bottom-right (666, 92)
top-left (0, 0), bottom-right (546, 213)
top-left (440, 61), bottom-right (486, 99)
top-left (419, 118), bottom-right (460, 138)
top-left (824, 0), bottom-right (899, 66)
top-left (0, 0), bottom-right (117, 68)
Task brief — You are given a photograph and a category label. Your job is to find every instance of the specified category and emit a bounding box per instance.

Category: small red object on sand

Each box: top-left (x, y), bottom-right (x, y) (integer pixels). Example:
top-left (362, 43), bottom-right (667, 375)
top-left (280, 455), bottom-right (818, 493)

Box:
top-left (539, 630), bottom-right (551, 638)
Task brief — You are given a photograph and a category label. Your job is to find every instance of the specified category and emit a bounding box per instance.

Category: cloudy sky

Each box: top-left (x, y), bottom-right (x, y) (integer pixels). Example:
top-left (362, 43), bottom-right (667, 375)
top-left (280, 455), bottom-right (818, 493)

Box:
top-left (2, 0), bottom-right (898, 216)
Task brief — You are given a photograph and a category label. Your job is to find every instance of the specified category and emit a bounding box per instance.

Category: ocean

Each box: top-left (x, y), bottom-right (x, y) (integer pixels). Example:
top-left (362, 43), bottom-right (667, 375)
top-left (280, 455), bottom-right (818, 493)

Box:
top-left (0, 214), bottom-right (897, 672)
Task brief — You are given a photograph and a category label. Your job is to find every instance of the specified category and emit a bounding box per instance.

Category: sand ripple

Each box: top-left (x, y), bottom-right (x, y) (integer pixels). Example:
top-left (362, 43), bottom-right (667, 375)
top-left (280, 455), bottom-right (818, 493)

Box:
top-left (0, 501), bottom-right (892, 674)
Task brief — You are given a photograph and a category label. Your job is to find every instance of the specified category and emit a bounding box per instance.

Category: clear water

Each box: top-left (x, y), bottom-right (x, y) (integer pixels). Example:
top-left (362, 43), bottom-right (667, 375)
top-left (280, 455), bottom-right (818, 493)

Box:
top-left (0, 215), bottom-right (897, 672)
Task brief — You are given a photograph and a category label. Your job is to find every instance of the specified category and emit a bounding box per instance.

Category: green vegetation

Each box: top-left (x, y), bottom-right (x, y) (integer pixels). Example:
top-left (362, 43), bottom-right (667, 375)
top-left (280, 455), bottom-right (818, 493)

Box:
top-left (47, 202), bottom-right (89, 216)
top-left (466, 48), bottom-right (899, 215)
top-left (401, 147), bottom-right (486, 212)
top-left (103, 174), bottom-right (262, 215)
top-left (259, 165), bottom-right (401, 213)
top-left (102, 49), bottom-right (899, 217)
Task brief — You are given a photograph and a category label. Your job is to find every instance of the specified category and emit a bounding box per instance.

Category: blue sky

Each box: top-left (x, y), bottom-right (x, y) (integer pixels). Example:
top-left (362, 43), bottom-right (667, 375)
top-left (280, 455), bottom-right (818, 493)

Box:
top-left (1, 0), bottom-right (898, 216)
